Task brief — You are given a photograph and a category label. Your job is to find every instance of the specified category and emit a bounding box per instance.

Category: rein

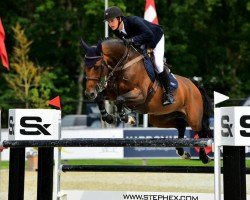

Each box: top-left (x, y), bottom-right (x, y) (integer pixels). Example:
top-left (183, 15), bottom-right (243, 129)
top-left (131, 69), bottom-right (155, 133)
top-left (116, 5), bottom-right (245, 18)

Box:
top-left (94, 46), bottom-right (131, 93)
top-left (105, 45), bottom-right (130, 82)
top-left (85, 44), bottom-right (144, 93)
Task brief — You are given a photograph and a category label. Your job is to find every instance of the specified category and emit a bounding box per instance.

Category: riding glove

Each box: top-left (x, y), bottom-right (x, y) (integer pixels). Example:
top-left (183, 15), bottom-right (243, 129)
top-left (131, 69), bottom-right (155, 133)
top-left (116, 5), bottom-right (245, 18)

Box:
top-left (123, 38), bottom-right (133, 45)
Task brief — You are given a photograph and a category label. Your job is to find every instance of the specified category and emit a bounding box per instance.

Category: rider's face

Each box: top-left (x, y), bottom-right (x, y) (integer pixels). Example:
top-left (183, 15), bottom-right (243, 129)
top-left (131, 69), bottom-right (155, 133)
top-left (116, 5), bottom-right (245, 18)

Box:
top-left (107, 18), bottom-right (120, 30)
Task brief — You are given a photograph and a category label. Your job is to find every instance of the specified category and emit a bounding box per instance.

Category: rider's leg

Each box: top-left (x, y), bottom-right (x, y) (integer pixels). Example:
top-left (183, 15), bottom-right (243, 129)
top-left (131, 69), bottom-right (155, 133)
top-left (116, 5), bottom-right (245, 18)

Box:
top-left (158, 68), bottom-right (175, 105)
top-left (153, 35), bottom-right (174, 106)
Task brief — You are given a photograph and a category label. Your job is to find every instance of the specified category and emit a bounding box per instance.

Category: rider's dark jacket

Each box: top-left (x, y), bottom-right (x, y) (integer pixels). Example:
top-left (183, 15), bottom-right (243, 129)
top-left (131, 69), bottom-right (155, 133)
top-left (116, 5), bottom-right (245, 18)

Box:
top-left (113, 16), bottom-right (164, 49)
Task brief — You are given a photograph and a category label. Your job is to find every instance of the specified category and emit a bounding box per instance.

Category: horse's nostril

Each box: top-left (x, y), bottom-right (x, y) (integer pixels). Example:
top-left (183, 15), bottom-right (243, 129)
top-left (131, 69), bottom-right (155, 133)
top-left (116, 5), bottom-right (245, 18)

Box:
top-left (85, 90), bottom-right (96, 99)
top-left (90, 92), bottom-right (95, 98)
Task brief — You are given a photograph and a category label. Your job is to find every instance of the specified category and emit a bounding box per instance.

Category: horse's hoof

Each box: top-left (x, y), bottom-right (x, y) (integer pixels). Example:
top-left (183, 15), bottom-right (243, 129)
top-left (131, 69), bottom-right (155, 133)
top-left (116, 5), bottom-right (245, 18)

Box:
top-left (103, 114), bottom-right (114, 124)
top-left (201, 155), bottom-right (211, 164)
top-left (127, 116), bottom-right (136, 125)
top-left (199, 150), bottom-right (211, 164)
top-left (176, 150), bottom-right (191, 159)
top-left (182, 152), bottom-right (191, 159)
top-left (176, 149), bottom-right (183, 156)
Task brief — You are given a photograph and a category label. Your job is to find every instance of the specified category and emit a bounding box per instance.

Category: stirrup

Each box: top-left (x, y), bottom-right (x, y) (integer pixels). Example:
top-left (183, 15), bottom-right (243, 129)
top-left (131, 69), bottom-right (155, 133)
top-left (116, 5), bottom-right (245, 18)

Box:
top-left (163, 93), bottom-right (174, 106)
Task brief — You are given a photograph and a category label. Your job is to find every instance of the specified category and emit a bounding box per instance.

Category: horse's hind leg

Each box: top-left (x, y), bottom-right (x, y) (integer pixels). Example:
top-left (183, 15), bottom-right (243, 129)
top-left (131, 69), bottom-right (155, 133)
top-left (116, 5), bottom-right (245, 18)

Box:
top-left (186, 101), bottom-right (211, 164)
top-left (197, 131), bottom-right (211, 164)
top-left (176, 118), bottom-right (191, 159)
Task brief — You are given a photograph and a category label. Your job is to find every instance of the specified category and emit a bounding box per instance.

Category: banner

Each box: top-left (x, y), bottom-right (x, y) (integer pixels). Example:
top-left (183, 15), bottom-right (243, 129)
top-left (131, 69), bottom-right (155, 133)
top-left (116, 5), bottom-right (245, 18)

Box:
top-left (0, 18), bottom-right (9, 70)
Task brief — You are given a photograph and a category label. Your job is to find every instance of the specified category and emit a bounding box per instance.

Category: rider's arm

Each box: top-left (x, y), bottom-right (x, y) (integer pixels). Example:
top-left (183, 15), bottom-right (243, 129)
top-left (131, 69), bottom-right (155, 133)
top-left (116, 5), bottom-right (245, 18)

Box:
top-left (128, 16), bottom-right (154, 46)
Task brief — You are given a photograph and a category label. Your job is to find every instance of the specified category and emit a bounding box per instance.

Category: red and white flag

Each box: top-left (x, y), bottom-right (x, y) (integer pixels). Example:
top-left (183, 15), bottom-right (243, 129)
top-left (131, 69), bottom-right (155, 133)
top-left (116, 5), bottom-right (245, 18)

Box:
top-left (0, 18), bottom-right (9, 70)
top-left (144, 0), bottom-right (159, 25)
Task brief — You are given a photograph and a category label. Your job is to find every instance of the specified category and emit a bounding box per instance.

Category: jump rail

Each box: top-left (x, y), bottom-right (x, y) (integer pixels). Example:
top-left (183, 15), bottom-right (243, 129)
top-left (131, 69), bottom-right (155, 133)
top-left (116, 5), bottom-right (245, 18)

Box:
top-left (61, 164), bottom-right (250, 174)
top-left (1, 138), bottom-right (213, 148)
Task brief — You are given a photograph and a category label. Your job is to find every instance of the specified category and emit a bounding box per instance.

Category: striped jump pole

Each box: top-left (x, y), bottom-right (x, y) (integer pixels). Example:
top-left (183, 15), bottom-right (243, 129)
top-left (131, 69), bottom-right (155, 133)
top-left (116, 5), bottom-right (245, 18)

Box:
top-left (1, 138), bottom-right (213, 148)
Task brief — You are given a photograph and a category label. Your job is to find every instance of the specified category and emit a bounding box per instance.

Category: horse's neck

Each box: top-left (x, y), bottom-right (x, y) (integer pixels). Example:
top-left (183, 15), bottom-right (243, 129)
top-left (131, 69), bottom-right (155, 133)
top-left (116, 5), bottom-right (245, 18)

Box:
top-left (105, 44), bottom-right (127, 64)
top-left (103, 41), bottom-right (146, 77)
top-left (108, 45), bottom-right (142, 67)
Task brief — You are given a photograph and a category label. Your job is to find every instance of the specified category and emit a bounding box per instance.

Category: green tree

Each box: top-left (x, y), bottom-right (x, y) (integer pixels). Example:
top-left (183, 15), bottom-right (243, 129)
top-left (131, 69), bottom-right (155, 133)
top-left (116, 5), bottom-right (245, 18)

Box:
top-left (3, 23), bottom-right (56, 108)
top-left (0, 0), bottom-right (249, 112)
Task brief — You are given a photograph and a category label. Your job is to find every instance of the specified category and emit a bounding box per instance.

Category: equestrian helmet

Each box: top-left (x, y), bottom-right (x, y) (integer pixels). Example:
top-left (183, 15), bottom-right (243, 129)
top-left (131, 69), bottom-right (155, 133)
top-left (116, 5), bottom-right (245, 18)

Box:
top-left (104, 6), bottom-right (124, 21)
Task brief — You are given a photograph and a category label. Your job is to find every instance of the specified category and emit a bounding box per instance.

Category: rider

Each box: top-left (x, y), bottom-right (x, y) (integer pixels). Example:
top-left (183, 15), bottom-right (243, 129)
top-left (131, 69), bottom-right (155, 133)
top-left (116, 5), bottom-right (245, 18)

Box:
top-left (103, 6), bottom-right (174, 106)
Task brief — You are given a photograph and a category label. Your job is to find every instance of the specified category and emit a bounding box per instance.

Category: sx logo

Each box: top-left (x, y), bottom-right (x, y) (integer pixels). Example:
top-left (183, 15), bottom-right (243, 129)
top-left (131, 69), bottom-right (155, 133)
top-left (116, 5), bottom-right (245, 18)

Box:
top-left (20, 116), bottom-right (51, 135)
top-left (221, 115), bottom-right (250, 137)
top-left (221, 115), bottom-right (233, 137)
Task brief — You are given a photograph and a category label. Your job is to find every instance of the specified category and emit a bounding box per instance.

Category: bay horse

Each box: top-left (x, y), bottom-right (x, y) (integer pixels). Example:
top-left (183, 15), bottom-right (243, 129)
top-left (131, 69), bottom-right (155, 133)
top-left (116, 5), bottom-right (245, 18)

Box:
top-left (81, 38), bottom-right (213, 164)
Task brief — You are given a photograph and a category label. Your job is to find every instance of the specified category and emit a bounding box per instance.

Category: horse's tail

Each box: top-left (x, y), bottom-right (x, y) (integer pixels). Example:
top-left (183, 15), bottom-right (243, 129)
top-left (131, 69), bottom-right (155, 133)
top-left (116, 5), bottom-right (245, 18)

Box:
top-left (192, 80), bottom-right (213, 138)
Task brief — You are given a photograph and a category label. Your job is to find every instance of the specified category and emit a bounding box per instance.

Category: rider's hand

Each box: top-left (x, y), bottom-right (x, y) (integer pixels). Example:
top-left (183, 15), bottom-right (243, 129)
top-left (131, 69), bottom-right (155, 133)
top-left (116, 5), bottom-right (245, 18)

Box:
top-left (123, 38), bottom-right (133, 45)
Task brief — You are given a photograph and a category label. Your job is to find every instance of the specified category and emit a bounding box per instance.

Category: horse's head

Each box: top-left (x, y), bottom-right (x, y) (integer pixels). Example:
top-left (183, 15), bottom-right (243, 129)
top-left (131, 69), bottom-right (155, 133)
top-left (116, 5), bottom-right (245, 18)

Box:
top-left (81, 38), bottom-right (128, 100)
top-left (81, 39), bottom-right (105, 99)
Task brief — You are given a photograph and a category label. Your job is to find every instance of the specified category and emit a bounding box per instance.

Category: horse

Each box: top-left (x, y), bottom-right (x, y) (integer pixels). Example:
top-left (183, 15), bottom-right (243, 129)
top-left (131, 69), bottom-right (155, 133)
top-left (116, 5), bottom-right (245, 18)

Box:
top-left (81, 38), bottom-right (213, 164)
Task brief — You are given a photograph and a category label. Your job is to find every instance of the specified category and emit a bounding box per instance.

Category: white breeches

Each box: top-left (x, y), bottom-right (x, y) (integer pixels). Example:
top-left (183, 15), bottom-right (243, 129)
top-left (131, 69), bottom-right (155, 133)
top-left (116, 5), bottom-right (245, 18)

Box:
top-left (153, 34), bottom-right (165, 73)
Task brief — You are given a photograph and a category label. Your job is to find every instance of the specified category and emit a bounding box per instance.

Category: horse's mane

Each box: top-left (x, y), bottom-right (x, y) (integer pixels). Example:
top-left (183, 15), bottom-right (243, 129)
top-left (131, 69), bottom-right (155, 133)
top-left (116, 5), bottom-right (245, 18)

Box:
top-left (101, 38), bottom-right (139, 57)
top-left (101, 37), bottom-right (124, 48)
top-left (102, 37), bottom-right (123, 44)
top-left (93, 38), bottom-right (123, 56)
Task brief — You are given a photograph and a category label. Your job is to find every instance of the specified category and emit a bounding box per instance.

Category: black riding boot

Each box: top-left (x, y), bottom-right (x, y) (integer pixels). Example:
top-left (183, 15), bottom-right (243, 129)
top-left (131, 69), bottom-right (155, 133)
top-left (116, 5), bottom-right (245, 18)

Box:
top-left (158, 68), bottom-right (175, 106)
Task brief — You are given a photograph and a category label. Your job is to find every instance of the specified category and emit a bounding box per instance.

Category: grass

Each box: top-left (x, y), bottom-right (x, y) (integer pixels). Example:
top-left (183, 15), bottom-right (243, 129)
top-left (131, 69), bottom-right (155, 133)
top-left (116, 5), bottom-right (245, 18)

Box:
top-left (0, 161), bottom-right (9, 169)
top-left (1, 159), bottom-right (250, 170)
top-left (61, 159), bottom-right (215, 167)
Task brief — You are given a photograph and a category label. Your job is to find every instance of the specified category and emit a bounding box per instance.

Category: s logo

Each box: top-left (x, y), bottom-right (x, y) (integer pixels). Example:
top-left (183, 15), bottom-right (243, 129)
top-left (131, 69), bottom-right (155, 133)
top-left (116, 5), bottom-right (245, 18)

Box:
top-left (221, 115), bottom-right (233, 137)
top-left (240, 115), bottom-right (250, 137)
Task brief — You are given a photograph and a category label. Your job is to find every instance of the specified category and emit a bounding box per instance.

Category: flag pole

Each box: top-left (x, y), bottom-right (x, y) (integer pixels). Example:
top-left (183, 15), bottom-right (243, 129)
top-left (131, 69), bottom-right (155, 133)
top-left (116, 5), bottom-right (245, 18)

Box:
top-left (104, 0), bottom-right (109, 38)
top-left (103, 0), bottom-right (112, 128)
top-left (143, 0), bottom-right (159, 127)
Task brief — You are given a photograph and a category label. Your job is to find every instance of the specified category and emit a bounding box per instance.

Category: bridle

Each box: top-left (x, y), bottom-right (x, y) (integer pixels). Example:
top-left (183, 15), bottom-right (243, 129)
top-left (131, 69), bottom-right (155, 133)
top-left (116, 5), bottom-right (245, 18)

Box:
top-left (84, 55), bottom-right (104, 81)
top-left (85, 45), bottom-right (131, 93)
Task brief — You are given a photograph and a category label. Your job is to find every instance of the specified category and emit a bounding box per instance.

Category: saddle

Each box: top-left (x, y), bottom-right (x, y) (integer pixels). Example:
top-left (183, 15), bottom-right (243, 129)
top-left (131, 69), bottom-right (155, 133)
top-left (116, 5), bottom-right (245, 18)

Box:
top-left (143, 50), bottom-right (178, 91)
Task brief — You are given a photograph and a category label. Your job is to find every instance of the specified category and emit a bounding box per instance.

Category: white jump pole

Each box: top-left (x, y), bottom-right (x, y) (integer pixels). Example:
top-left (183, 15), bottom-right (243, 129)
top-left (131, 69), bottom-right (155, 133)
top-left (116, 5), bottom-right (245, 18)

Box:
top-left (213, 91), bottom-right (229, 200)
top-left (214, 95), bottom-right (221, 200)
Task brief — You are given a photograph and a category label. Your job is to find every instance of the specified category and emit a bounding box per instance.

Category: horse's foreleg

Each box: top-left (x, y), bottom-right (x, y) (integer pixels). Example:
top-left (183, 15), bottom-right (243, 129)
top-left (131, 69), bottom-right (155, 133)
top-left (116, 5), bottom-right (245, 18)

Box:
top-left (116, 96), bottom-right (128, 122)
top-left (95, 93), bottom-right (115, 124)
top-left (116, 95), bottom-right (136, 125)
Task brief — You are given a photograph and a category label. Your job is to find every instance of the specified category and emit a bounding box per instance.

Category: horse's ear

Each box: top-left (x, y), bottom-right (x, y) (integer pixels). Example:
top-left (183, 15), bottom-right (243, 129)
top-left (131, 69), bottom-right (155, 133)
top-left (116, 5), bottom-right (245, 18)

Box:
top-left (96, 40), bottom-right (102, 55)
top-left (80, 38), bottom-right (89, 51)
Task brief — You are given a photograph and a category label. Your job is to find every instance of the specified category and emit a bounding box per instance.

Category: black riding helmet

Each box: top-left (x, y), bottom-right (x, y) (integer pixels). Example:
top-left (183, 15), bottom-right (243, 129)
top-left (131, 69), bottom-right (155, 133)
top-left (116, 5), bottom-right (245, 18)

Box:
top-left (104, 6), bottom-right (124, 21)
